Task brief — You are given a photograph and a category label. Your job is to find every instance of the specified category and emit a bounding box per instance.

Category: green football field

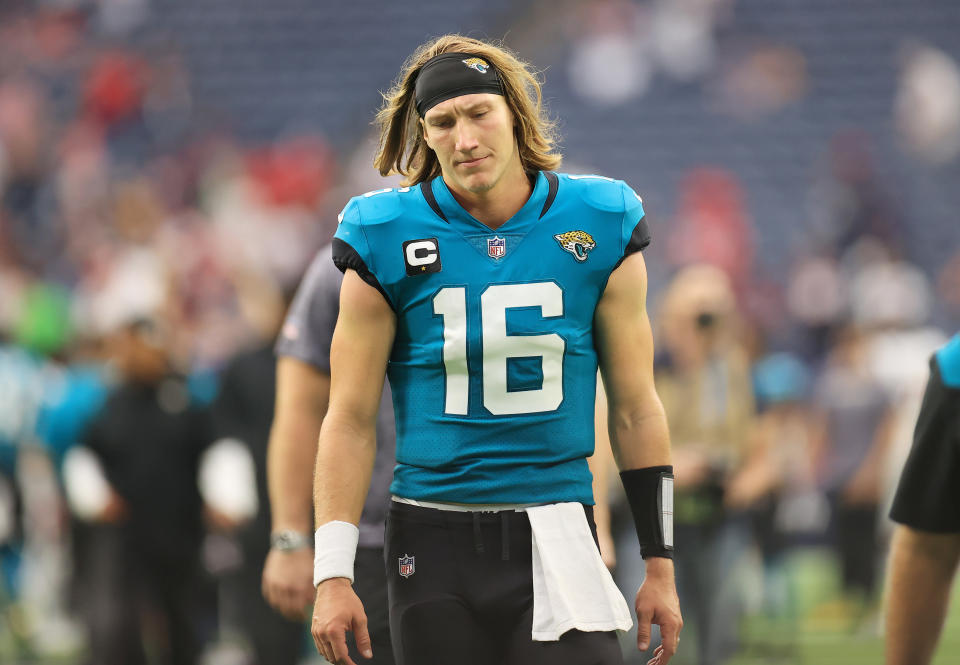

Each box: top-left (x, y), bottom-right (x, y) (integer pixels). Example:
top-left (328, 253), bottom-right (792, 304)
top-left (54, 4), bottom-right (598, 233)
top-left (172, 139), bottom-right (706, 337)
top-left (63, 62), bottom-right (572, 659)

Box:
top-left (723, 548), bottom-right (960, 665)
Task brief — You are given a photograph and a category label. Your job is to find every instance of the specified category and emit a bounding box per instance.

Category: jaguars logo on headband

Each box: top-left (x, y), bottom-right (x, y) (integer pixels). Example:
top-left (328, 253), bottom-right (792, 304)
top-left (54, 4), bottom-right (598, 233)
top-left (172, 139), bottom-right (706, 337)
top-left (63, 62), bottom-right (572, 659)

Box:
top-left (462, 57), bottom-right (490, 74)
top-left (554, 230), bottom-right (597, 262)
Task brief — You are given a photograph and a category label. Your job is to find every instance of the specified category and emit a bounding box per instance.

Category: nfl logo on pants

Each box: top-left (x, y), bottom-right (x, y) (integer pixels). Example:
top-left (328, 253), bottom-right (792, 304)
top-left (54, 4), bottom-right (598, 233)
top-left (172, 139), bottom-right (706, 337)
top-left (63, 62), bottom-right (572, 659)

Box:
top-left (399, 554), bottom-right (415, 578)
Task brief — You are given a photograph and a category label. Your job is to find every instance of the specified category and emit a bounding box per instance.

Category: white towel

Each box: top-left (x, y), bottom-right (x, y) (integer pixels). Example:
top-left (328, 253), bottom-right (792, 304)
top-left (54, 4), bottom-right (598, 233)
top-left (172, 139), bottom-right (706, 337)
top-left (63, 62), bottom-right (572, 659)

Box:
top-left (524, 503), bottom-right (633, 641)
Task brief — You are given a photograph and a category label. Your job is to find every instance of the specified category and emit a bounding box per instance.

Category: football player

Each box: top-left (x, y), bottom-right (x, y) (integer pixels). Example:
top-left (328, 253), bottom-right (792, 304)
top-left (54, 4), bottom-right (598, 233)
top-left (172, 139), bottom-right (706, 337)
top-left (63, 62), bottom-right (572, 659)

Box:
top-left (311, 35), bottom-right (682, 665)
top-left (886, 333), bottom-right (960, 665)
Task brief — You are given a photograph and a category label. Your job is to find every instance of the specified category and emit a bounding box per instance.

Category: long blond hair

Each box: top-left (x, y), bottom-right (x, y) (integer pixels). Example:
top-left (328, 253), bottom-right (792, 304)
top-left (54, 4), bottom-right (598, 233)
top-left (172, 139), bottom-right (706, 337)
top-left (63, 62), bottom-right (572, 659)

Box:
top-left (374, 35), bottom-right (562, 185)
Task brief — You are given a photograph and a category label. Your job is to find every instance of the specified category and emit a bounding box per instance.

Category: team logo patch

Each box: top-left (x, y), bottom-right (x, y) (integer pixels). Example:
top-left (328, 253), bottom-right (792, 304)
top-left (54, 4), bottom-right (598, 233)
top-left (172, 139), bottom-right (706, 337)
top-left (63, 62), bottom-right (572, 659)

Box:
top-left (399, 554), bottom-right (415, 578)
top-left (554, 230), bottom-right (597, 262)
top-left (462, 57), bottom-right (489, 74)
top-left (402, 237), bottom-right (442, 276)
top-left (487, 235), bottom-right (506, 259)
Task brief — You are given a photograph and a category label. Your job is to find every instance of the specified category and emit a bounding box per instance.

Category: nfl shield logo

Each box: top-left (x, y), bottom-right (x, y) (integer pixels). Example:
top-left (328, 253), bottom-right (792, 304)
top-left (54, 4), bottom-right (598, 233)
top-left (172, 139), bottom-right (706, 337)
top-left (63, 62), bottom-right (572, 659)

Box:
top-left (487, 236), bottom-right (506, 259)
top-left (399, 554), bottom-right (415, 578)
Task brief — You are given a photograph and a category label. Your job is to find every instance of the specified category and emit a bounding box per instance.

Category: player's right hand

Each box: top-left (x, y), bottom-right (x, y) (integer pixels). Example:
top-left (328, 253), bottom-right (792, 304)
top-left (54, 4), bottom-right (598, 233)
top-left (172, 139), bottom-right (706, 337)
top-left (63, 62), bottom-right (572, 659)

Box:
top-left (311, 577), bottom-right (372, 665)
top-left (262, 548), bottom-right (316, 620)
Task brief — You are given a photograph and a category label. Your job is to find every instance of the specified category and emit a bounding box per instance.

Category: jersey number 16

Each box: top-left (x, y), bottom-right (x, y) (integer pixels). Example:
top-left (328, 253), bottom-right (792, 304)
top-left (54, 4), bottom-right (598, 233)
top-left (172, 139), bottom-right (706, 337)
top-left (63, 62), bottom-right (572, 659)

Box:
top-left (433, 282), bottom-right (565, 416)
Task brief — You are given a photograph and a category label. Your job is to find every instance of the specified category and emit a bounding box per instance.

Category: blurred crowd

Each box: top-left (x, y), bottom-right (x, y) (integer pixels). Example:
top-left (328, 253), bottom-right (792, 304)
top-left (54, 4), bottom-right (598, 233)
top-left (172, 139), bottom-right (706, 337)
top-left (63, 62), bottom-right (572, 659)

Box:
top-left (0, 3), bottom-right (334, 662)
top-left (1, 1), bottom-right (958, 664)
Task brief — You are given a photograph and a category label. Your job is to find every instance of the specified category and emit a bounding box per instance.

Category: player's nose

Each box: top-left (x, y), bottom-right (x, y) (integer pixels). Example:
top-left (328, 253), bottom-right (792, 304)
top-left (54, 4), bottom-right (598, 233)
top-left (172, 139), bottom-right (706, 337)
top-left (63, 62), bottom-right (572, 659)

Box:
top-left (453, 120), bottom-right (480, 152)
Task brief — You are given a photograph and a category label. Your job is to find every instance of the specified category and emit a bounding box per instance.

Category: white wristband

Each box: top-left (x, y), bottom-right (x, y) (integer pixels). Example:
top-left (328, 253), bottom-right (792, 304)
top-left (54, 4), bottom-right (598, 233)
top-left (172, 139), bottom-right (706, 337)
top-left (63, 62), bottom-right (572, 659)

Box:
top-left (313, 521), bottom-right (359, 587)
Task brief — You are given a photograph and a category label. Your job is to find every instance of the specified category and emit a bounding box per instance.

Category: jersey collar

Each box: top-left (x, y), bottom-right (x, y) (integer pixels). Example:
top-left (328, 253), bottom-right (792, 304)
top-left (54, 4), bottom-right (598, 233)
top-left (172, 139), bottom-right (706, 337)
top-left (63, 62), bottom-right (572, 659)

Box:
top-left (427, 171), bottom-right (549, 233)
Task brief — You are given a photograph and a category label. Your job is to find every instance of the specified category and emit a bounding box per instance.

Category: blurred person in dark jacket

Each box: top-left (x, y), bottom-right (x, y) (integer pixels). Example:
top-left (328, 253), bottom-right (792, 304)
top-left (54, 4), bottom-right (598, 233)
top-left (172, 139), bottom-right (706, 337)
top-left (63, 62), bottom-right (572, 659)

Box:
top-left (205, 279), bottom-right (307, 665)
top-left (66, 317), bottom-right (215, 665)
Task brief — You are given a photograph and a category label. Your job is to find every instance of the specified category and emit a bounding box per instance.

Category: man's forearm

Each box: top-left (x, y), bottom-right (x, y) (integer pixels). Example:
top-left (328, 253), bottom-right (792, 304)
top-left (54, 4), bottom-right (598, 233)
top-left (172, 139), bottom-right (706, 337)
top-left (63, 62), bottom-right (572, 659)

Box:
top-left (313, 414), bottom-right (377, 527)
top-left (886, 525), bottom-right (960, 665)
top-left (267, 358), bottom-right (330, 534)
top-left (267, 412), bottom-right (323, 533)
top-left (609, 397), bottom-right (674, 565)
top-left (608, 401), bottom-right (672, 471)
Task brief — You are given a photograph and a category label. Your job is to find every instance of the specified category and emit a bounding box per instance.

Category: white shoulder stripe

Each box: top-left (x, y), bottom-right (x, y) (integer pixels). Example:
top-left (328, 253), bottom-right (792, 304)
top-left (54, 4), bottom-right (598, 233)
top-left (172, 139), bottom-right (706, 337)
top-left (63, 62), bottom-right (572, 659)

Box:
top-left (567, 174), bottom-right (614, 181)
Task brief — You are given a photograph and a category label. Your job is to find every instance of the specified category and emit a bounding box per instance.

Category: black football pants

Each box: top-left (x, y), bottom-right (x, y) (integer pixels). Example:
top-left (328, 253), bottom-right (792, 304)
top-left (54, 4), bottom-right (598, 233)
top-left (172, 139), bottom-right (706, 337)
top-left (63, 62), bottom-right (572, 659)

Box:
top-left (384, 501), bottom-right (624, 665)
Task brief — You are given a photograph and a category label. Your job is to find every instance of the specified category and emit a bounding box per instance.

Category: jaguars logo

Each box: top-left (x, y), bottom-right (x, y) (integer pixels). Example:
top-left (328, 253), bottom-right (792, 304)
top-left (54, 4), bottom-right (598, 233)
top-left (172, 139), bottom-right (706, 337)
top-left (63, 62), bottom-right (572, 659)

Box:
top-left (462, 57), bottom-right (490, 74)
top-left (554, 230), bottom-right (597, 262)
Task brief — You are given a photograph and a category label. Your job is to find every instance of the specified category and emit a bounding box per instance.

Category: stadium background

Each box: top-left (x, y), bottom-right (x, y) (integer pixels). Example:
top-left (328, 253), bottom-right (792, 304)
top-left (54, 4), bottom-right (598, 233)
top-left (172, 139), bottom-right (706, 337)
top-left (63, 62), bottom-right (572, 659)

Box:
top-left (1, 0), bottom-right (959, 663)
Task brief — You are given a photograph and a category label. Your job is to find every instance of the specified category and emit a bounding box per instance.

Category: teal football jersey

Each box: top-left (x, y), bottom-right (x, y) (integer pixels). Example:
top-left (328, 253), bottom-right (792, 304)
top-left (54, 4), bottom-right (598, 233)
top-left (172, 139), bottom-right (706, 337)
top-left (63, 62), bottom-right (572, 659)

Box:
top-left (936, 333), bottom-right (960, 389)
top-left (333, 171), bottom-right (649, 504)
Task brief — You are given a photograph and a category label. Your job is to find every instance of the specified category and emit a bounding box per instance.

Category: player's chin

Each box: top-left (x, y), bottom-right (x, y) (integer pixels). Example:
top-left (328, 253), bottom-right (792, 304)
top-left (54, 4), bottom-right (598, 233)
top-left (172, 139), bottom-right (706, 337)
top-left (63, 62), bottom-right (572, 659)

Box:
top-left (460, 173), bottom-right (495, 193)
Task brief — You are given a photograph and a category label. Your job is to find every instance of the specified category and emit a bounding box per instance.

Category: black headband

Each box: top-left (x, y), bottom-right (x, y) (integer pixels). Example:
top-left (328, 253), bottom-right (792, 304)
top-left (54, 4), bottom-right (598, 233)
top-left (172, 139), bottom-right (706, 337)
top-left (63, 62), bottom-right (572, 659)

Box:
top-left (414, 52), bottom-right (504, 117)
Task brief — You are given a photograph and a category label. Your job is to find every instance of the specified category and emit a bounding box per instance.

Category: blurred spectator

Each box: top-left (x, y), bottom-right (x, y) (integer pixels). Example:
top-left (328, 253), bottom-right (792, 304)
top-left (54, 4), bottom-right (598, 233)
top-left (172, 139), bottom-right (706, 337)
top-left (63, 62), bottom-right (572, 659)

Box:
top-left (895, 43), bottom-right (960, 165)
top-left (82, 52), bottom-right (145, 128)
top-left (666, 168), bottom-right (755, 289)
top-left (565, 0), bottom-right (726, 107)
top-left (806, 133), bottom-right (905, 256)
top-left (206, 287), bottom-right (306, 665)
top-left (648, 0), bottom-right (721, 83)
top-left (0, 78), bottom-right (46, 187)
top-left (66, 317), bottom-right (215, 665)
top-left (785, 254), bottom-right (847, 360)
top-left (712, 43), bottom-right (808, 118)
top-left (654, 264), bottom-right (756, 665)
top-left (728, 352), bottom-right (825, 620)
top-left (566, 0), bottom-right (653, 106)
top-left (847, 243), bottom-right (932, 333)
top-left (810, 324), bottom-right (893, 623)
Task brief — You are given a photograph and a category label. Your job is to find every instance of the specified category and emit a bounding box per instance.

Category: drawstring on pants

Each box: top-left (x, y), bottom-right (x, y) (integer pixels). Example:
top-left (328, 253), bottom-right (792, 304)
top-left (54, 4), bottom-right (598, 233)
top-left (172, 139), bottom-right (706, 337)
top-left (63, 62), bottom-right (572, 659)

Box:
top-left (471, 511), bottom-right (512, 560)
top-left (472, 512), bottom-right (485, 555)
top-left (501, 511), bottom-right (510, 561)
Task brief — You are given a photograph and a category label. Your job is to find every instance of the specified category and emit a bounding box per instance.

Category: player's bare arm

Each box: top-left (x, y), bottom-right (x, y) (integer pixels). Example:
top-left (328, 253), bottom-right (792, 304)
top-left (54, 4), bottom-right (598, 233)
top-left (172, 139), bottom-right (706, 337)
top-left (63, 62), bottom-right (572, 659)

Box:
top-left (311, 269), bottom-right (396, 665)
top-left (263, 357), bottom-right (330, 619)
top-left (886, 526), bottom-right (960, 665)
top-left (595, 251), bottom-right (682, 665)
top-left (591, 378), bottom-right (617, 569)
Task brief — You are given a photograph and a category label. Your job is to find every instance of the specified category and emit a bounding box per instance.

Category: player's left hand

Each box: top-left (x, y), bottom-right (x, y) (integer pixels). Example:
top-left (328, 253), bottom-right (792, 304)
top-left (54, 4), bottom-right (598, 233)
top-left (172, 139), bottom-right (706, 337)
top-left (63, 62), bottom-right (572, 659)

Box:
top-left (635, 557), bottom-right (682, 665)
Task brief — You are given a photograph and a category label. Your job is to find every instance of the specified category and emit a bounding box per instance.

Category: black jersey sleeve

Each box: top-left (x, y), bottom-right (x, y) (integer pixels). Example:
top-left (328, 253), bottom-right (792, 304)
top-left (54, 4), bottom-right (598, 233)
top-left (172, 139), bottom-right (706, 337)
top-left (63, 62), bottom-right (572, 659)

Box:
top-left (889, 360), bottom-right (960, 532)
top-left (332, 237), bottom-right (394, 311)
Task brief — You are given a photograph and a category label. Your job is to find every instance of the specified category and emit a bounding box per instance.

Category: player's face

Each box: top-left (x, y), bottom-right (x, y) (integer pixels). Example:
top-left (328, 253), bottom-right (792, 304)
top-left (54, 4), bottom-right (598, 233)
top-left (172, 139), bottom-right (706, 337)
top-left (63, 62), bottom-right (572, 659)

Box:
top-left (421, 93), bottom-right (520, 196)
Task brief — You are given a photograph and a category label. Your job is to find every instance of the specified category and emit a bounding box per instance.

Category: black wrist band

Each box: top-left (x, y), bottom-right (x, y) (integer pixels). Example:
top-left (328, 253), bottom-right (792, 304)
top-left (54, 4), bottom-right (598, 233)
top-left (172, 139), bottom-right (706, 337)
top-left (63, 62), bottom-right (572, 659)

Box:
top-left (619, 465), bottom-right (674, 559)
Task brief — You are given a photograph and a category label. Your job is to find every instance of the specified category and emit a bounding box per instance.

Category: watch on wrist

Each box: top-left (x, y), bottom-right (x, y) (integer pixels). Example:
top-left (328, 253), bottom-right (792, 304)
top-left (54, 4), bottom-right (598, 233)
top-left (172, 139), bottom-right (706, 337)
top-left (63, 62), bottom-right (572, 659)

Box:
top-left (270, 529), bottom-right (313, 552)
